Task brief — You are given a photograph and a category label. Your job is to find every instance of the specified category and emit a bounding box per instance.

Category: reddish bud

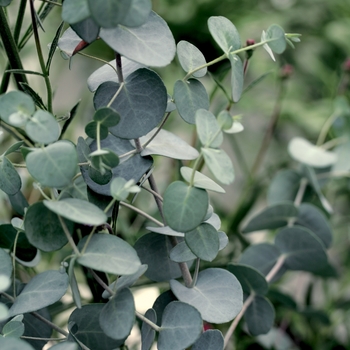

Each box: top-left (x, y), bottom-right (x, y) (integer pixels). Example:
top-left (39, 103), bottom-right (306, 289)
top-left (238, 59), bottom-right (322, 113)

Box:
top-left (246, 39), bottom-right (255, 47)
top-left (280, 64), bottom-right (293, 79)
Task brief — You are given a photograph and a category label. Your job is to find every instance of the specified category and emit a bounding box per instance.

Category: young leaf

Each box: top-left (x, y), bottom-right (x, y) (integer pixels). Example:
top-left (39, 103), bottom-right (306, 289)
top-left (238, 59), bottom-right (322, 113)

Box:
top-left (158, 301), bottom-right (202, 350)
top-left (185, 223), bottom-right (220, 262)
top-left (228, 53), bottom-right (244, 102)
top-left (141, 309), bottom-right (157, 350)
top-left (2, 319), bottom-right (25, 338)
top-left (99, 288), bottom-right (135, 340)
top-left (99, 11), bottom-right (175, 67)
top-left (138, 128), bottom-right (199, 160)
top-left (195, 109), bottom-right (223, 148)
top-left (208, 16), bottom-right (241, 54)
top-left (288, 137), bottom-right (337, 168)
top-left (110, 177), bottom-right (140, 201)
top-left (177, 40), bottom-right (207, 78)
top-left (265, 24), bottom-right (286, 54)
top-left (242, 202), bottom-right (298, 233)
top-left (163, 181), bottom-right (209, 232)
top-left (227, 264), bottom-right (268, 295)
top-left (275, 226), bottom-right (328, 272)
top-left (26, 141), bottom-right (78, 188)
top-left (25, 110), bottom-right (60, 144)
top-left (93, 107), bottom-right (120, 127)
top-left (8, 270), bottom-right (69, 317)
top-left (202, 147), bottom-right (234, 185)
top-left (85, 120), bottom-right (108, 140)
top-left (79, 134), bottom-right (153, 196)
top-left (77, 234), bottom-right (141, 275)
top-left (180, 166), bottom-right (225, 193)
top-left (0, 91), bottom-right (35, 126)
top-left (134, 233), bottom-right (189, 282)
top-left (0, 156), bottom-right (21, 195)
top-left (173, 79), bottom-right (210, 124)
top-left (170, 268), bottom-right (243, 323)
top-left (94, 68), bottom-right (167, 140)
top-left (192, 329), bottom-right (224, 350)
top-left (102, 264), bottom-right (148, 299)
top-left (24, 201), bottom-right (73, 252)
top-left (245, 295), bottom-right (275, 335)
top-left (44, 198), bottom-right (107, 226)
top-left (170, 241), bottom-right (197, 263)
top-left (58, 27), bottom-right (83, 57)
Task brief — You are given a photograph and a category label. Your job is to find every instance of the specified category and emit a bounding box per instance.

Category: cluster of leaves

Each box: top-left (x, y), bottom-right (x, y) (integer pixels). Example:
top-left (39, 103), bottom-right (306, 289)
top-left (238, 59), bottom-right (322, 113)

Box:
top-left (1, 0), bottom-right (347, 349)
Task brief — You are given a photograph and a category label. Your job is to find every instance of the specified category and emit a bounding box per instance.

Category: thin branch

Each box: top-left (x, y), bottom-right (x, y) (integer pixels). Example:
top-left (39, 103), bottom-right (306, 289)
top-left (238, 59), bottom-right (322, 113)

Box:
top-left (135, 311), bottom-right (161, 332)
top-left (89, 268), bottom-right (114, 297)
top-left (119, 201), bottom-right (164, 227)
top-left (58, 215), bottom-right (80, 256)
top-left (115, 52), bottom-right (124, 83)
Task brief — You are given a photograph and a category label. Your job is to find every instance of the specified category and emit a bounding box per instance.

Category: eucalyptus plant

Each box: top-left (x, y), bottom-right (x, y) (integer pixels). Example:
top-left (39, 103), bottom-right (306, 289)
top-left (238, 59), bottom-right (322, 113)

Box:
top-left (0, 0), bottom-right (344, 349)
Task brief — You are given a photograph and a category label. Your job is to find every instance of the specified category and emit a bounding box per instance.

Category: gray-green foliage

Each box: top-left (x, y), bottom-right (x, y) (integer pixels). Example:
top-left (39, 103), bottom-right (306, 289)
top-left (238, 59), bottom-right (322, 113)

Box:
top-left (0, 1), bottom-right (336, 349)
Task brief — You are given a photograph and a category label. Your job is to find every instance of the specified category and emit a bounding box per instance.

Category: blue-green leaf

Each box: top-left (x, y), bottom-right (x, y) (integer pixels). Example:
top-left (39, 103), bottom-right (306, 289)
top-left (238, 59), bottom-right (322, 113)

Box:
top-left (228, 53), bottom-right (244, 102)
top-left (170, 268), bottom-right (243, 323)
top-left (195, 109), bottom-right (223, 148)
top-left (174, 79), bottom-right (209, 124)
top-left (192, 329), bottom-right (224, 350)
top-left (0, 157), bottom-right (21, 195)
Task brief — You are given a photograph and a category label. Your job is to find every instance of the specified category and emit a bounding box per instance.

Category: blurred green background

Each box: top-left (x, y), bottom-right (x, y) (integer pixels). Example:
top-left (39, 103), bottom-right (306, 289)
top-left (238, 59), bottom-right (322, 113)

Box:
top-left (1, 0), bottom-right (350, 349)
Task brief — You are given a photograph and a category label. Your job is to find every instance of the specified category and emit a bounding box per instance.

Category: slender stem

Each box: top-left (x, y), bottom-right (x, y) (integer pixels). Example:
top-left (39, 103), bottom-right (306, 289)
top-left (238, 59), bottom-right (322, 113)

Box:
top-left (148, 173), bottom-right (164, 221)
top-left (21, 336), bottom-right (65, 341)
top-left (107, 82), bottom-right (125, 107)
top-left (77, 52), bottom-right (118, 75)
top-left (141, 112), bottom-right (172, 150)
top-left (190, 258), bottom-right (201, 288)
top-left (104, 198), bottom-right (117, 214)
top-left (31, 311), bottom-right (69, 337)
top-left (224, 294), bottom-right (255, 348)
top-left (12, 230), bottom-right (21, 298)
top-left (29, 0), bottom-right (53, 113)
top-left (119, 149), bottom-right (138, 159)
top-left (115, 52), bottom-right (124, 83)
top-left (168, 236), bottom-right (193, 287)
top-left (190, 153), bottom-right (203, 186)
top-left (119, 201), bottom-right (164, 227)
top-left (135, 311), bottom-right (161, 332)
top-left (80, 226), bottom-right (97, 255)
top-left (89, 268), bottom-right (114, 297)
top-left (317, 111), bottom-right (338, 146)
top-left (265, 255), bottom-right (286, 283)
top-left (141, 185), bottom-right (164, 201)
top-left (294, 178), bottom-right (308, 207)
top-left (134, 138), bottom-right (143, 152)
top-left (184, 52), bottom-right (227, 80)
top-left (11, 163), bottom-right (27, 168)
top-left (96, 122), bottom-right (101, 151)
top-left (38, 0), bottom-right (62, 6)
top-left (224, 255), bottom-right (286, 348)
top-left (58, 215), bottom-right (80, 256)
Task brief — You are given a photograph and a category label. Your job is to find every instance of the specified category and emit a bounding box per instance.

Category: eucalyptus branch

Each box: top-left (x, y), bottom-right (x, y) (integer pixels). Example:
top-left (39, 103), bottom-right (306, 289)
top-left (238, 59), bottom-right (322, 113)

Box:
top-left (11, 163), bottom-right (27, 168)
top-left (89, 268), bottom-right (115, 297)
top-left (107, 82), bottom-right (125, 108)
top-left (224, 255), bottom-right (286, 348)
top-left (12, 230), bottom-right (21, 298)
top-left (317, 111), bottom-right (338, 146)
top-left (136, 311), bottom-right (161, 332)
top-left (141, 111), bottom-right (172, 150)
top-left (223, 293), bottom-right (255, 348)
top-left (141, 185), bottom-right (164, 201)
top-left (58, 215), bottom-right (80, 256)
top-left (29, 0), bottom-right (53, 113)
top-left (21, 336), bottom-right (65, 341)
top-left (77, 52), bottom-right (118, 75)
top-left (120, 201), bottom-right (164, 227)
top-left (190, 258), bottom-right (201, 288)
top-left (190, 153), bottom-right (203, 186)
